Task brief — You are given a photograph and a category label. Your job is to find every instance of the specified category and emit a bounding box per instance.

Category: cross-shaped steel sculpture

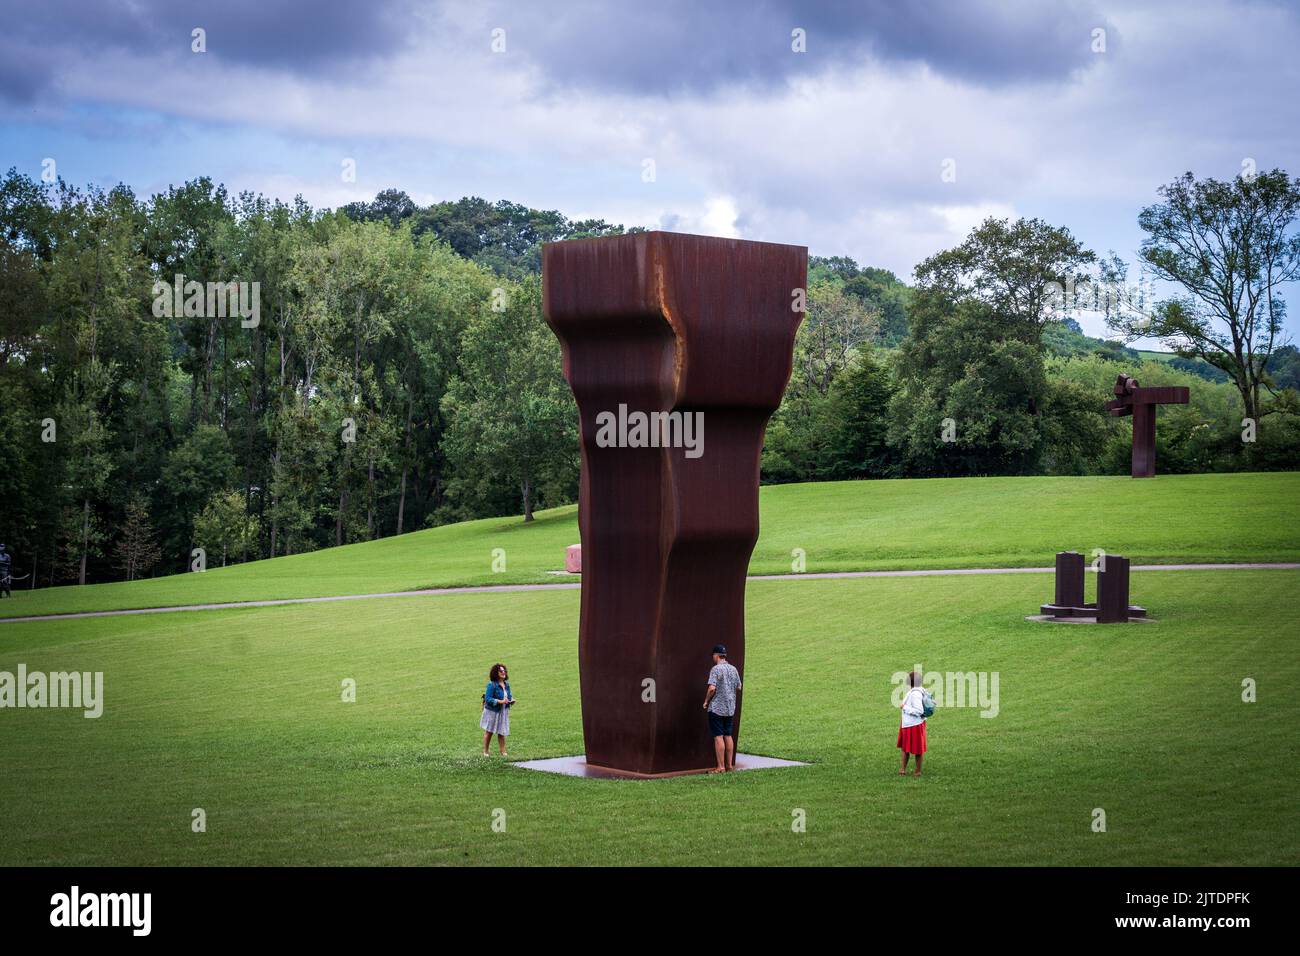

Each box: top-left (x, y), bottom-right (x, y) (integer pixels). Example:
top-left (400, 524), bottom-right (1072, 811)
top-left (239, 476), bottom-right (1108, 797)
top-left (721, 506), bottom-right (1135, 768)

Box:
top-left (1106, 374), bottom-right (1190, 478)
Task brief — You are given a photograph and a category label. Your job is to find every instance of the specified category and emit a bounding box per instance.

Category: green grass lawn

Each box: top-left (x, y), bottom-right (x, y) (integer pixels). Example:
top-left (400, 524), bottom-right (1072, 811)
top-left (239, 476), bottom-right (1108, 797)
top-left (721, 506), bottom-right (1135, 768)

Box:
top-left (2, 568), bottom-right (1296, 865)
top-left (4, 472), bottom-right (1298, 619)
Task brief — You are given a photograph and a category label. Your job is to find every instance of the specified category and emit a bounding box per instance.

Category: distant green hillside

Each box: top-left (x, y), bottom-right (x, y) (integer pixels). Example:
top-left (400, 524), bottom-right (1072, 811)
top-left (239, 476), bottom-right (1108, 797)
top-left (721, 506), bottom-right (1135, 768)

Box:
top-left (1043, 321), bottom-right (1230, 382)
top-left (3, 472), bottom-right (1296, 619)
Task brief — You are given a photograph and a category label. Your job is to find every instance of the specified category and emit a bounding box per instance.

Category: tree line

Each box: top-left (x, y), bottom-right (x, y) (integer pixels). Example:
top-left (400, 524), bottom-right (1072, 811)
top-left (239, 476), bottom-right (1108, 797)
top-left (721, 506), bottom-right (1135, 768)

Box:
top-left (0, 174), bottom-right (604, 587)
top-left (765, 172), bottom-right (1300, 482)
top-left (1, 168), bottom-right (1297, 589)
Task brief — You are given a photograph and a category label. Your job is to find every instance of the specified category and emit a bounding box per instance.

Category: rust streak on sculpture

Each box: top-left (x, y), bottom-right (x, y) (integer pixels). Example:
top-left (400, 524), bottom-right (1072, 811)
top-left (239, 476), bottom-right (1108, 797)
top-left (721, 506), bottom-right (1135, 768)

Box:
top-left (1106, 374), bottom-right (1190, 478)
top-left (543, 232), bottom-right (806, 775)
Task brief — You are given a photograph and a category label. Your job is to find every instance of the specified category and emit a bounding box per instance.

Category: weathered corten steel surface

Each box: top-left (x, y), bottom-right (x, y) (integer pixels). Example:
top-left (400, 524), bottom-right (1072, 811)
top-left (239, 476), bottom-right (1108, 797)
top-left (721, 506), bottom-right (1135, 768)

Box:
top-left (1106, 374), bottom-right (1190, 478)
top-left (1040, 550), bottom-right (1146, 621)
top-left (1096, 555), bottom-right (1132, 623)
top-left (543, 231), bottom-right (806, 775)
top-left (1054, 551), bottom-right (1085, 608)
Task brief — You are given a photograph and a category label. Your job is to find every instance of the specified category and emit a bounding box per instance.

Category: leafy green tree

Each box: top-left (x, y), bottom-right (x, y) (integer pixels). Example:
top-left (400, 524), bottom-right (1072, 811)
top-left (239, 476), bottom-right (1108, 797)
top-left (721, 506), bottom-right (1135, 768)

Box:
top-left (914, 216), bottom-right (1095, 343)
top-left (1265, 345), bottom-right (1300, 390)
top-left (764, 349), bottom-right (897, 483)
top-left (843, 267), bottom-right (911, 344)
top-left (890, 295), bottom-right (1047, 476)
top-left (890, 218), bottom-right (1099, 476)
top-left (158, 424), bottom-right (236, 568)
top-left (822, 350), bottom-right (896, 478)
top-left (388, 235), bottom-right (498, 533)
top-left (1113, 169), bottom-right (1300, 424)
top-left (440, 277), bottom-right (578, 522)
top-left (193, 489), bottom-right (257, 567)
top-left (342, 188), bottom-right (416, 227)
top-left (762, 388), bottom-right (838, 484)
top-left (42, 183), bottom-right (149, 583)
top-left (1036, 377), bottom-right (1110, 475)
top-left (266, 402), bottom-right (335, 555)
top-left (808, 256), bottom-right (911, 345)
top-left (56, 384), bottom-right (111, 584)
top-left (792, 280), bottom-right (879, 395)
top-left (143, 178), bottom-right (234, 427)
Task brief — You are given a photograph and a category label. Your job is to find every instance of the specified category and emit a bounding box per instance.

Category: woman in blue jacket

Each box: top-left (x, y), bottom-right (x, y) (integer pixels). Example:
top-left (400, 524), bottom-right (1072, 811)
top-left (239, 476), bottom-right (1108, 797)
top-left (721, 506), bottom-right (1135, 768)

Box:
top-left (480, 663), bottom-right (514, 756)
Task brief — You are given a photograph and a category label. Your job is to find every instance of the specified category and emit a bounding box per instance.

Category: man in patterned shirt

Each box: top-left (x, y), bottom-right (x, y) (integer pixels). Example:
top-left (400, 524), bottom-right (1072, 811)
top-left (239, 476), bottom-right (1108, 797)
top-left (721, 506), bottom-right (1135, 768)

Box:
top-left (702, 644), bottom-right (742, 773)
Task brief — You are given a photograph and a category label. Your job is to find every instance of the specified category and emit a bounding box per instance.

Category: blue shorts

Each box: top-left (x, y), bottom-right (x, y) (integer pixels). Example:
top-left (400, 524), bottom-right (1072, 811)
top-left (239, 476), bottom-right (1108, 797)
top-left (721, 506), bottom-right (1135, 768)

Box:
top-left (708, 712), bottom-right (734, 737)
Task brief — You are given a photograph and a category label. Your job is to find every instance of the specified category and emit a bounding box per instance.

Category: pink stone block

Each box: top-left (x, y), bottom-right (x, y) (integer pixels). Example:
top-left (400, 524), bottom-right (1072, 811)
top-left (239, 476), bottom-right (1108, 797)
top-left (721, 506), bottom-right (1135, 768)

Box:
top-left (565, 544), bottom-right (582, 574)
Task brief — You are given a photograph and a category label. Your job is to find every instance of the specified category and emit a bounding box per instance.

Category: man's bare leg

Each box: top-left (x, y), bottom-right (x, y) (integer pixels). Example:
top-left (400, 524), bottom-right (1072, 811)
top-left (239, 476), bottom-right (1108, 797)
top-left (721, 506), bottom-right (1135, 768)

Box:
top-left (725, 735), bottom-right (736, 771)
top-left (711, 736), bottom-right (726, 773)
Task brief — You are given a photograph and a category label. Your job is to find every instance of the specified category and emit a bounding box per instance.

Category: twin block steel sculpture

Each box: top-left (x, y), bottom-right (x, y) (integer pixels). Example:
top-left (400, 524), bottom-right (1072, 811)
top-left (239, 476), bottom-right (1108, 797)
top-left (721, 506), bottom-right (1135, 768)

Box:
top-left (543, 232), bottom-right (806, 776)
top-left (1040, 551), bottom-right (1146, 623)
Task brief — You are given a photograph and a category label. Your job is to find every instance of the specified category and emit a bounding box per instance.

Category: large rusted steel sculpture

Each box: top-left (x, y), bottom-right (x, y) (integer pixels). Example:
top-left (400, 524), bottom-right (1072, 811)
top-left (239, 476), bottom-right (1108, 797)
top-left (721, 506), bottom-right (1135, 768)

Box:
top-left (1106, 374), bottom-right (1189, 478)
top-left (543, 232), bottom-right (806, 775)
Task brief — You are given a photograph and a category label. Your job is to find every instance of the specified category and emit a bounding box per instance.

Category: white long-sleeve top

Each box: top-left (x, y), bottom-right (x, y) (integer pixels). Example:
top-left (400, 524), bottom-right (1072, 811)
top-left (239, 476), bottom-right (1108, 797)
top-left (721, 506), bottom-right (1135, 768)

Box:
top-left (900, 687), bottom-right (926, 729)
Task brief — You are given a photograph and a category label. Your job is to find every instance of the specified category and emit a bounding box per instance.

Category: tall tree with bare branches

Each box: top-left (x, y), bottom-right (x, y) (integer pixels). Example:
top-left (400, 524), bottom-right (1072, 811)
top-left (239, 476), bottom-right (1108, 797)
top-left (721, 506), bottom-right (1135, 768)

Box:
top-left (1111, 169), bottom-right (1300, 423)
top-left (114, 498), bottom-right (162, 582)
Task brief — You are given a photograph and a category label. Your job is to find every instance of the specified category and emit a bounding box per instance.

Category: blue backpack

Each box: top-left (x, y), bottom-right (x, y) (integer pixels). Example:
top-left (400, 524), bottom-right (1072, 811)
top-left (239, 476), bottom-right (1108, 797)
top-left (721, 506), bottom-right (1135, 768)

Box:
top-left (921, 689), bottom-right (936, 718)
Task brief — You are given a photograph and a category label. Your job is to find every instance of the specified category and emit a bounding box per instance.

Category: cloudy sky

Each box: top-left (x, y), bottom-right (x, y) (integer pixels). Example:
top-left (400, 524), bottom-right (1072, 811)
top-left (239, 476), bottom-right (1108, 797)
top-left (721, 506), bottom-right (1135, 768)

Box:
top-left (2, 0), bottom-right (1298, 338)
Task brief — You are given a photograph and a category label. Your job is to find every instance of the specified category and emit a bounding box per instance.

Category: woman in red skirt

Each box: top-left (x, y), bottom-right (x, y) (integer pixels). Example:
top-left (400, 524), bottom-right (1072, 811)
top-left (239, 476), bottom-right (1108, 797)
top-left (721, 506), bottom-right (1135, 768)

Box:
top-left (898, 670), bottom-right (927, 776)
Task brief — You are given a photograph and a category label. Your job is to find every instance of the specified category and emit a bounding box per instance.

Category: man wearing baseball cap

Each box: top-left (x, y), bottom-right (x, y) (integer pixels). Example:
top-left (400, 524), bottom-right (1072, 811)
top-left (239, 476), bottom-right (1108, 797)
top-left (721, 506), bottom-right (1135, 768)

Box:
top-left (702, 644), bottom-right (742, 773)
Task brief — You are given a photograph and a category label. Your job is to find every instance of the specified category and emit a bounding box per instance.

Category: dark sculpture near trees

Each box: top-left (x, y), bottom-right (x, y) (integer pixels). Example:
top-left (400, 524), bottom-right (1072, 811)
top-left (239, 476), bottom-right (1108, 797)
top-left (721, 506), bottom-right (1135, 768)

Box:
top-left (1107, 374), bottom-right (1189, 478)
top-left (543, 231), bottom-right (805, 776)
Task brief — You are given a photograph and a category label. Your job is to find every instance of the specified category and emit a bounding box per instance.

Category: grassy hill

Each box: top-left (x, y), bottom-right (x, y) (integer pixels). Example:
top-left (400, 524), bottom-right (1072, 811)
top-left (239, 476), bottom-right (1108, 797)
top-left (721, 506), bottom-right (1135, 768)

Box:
top-left (2, 567), bottom-right (1295, 865)
top-left (4, 472), bottom-right (1298, 619)
top-left (2, 471), bottom-right (1296, 865)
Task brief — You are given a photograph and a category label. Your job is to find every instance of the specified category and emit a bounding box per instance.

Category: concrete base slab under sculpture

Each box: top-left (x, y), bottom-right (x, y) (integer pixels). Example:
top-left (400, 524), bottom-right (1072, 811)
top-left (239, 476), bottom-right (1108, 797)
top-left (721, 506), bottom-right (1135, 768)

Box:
top-left (1039, 603), bottom-right (1147, 618)
top-left (1026, 614), bottom-right (1155, 625)
top-left (511, 753), bottom-right (809, 780)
